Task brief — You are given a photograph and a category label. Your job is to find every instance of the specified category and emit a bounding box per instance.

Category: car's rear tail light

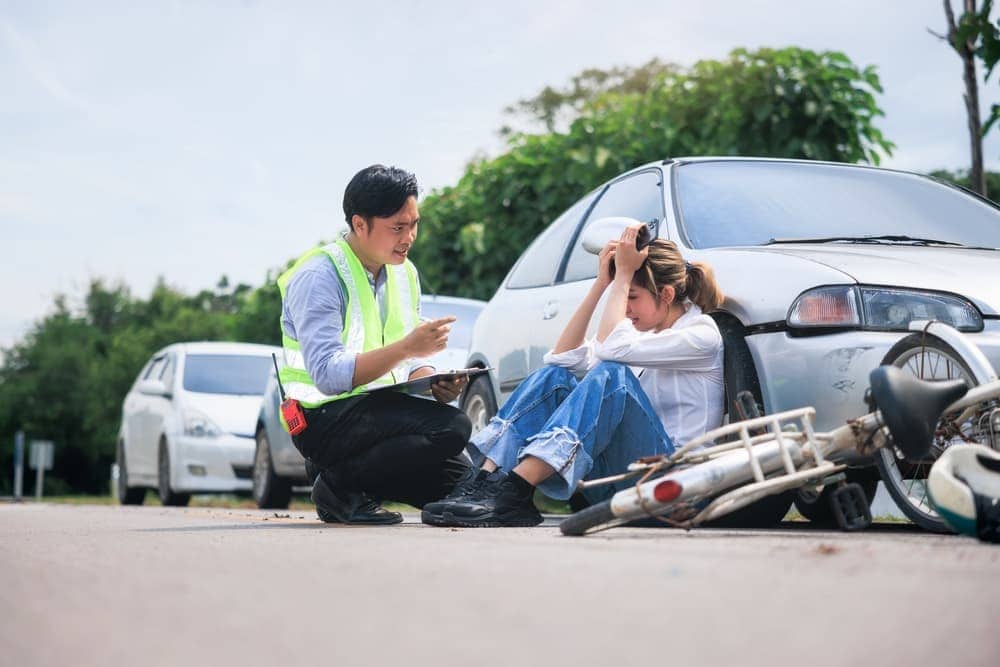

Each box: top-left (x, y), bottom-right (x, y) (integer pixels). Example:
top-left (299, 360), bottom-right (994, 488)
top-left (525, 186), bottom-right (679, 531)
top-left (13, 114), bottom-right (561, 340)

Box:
top-left (653, 479), bottom-right (683, 503)
top-left (787, 286), bottom-right (861, 327)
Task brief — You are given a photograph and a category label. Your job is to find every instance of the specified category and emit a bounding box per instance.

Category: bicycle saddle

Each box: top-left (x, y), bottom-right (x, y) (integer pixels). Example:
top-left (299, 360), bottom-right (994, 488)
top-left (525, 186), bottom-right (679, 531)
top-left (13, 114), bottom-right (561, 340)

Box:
top-left (868, 365), bottom-right (968, 460)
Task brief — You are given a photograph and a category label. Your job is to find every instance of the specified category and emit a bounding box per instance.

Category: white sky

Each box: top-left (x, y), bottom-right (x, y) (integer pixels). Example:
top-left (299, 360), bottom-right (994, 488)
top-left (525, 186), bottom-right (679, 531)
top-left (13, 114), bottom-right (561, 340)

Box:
top-left (2, 0), bottom-right (998, 351)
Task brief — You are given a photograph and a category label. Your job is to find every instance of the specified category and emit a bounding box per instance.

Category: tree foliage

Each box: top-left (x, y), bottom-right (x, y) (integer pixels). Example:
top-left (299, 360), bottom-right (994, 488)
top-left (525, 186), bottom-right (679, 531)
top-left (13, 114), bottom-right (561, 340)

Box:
top-left (935, 0), bottom-right (1000, 195)
top-left (0, 278), bottom-right (279, 494)
top-left (413, 47), bottom-right (893, 300)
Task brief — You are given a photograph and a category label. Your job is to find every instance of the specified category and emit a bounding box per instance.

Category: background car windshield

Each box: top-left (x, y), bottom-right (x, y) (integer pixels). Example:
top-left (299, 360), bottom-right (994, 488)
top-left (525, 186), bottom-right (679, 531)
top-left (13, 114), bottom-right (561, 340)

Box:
top-left (676, 161), bottom-right (1000, 249)
top-left (183, 354), bottom-right (273, 395)
top-left (422, 301), bottom-right (479, 349)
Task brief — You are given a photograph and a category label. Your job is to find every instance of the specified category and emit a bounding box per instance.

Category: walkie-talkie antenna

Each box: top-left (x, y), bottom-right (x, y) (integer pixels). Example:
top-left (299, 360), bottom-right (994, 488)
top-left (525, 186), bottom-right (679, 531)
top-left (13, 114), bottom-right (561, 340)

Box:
top-left (271, 353), bottom-right (287, 401)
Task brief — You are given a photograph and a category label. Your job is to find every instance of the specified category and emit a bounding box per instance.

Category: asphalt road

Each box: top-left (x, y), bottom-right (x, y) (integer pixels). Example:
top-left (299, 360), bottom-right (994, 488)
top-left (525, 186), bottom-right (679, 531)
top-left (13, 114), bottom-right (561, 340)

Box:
top-left (2, 503), bottom-right (998, 667)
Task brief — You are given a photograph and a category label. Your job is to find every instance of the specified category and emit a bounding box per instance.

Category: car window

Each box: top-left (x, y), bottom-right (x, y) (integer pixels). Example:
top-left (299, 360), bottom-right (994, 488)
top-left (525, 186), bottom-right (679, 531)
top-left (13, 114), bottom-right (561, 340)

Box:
top-left (562, 170), bottom-right (665, 283)
top-left (675, 161), bottom-right (1000, 249)
top-left (182, 354), bottom-right (274, 395)
top-left (160, 354), bottom-right (176, 389)
top-left (144, 356), bottom-right (166, 381)
top-left (506, 190), bottom-right (599, 289)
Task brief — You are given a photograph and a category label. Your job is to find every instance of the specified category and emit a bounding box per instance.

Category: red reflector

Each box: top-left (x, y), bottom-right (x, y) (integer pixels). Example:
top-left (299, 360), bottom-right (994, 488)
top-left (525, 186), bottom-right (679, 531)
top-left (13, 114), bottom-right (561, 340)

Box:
top-left (653, 479), bottom-right (682, 503)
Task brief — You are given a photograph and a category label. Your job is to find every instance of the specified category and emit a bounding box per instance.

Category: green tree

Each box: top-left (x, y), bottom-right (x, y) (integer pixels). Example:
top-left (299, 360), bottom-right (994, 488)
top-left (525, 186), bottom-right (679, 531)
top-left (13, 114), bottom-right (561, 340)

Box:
top-left (412, 47), bottom-right (893, 300)
top-left (928, 167), bottom-right (1000, 199)
top-left (933, 0), bottom-right (1000, 196)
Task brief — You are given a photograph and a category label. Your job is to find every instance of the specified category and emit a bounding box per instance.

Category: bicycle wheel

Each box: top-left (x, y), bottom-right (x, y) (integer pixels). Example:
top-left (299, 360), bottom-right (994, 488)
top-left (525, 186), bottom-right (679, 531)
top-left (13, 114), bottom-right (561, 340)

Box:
top-left (875, 333), bottom-right (979, 532)
top-left (560, 500), bottom-right (621, 536)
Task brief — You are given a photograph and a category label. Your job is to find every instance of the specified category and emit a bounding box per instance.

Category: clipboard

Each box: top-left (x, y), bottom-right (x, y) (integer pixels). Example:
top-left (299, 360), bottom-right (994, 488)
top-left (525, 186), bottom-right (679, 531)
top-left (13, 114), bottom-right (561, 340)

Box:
top-left (365, 367), bottom-right (492, 396)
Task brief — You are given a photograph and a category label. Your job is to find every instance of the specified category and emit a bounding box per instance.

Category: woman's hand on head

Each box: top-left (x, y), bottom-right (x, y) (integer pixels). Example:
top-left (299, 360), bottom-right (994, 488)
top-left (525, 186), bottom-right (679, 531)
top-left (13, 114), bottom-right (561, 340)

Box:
top-left (597, 240), bottom-right (618, 287)
top-left (614, 224), bottom-right (648, 278)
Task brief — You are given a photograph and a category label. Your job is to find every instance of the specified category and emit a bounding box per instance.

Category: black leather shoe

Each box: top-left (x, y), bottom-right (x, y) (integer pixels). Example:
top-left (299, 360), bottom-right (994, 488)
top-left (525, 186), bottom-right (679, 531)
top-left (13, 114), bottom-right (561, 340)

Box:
top-left (421, 467), bottom-right (491, 526)
top-left (432, 471), bottom-right (542, 528)
top-left (311, 475), bottom-right (402, 525)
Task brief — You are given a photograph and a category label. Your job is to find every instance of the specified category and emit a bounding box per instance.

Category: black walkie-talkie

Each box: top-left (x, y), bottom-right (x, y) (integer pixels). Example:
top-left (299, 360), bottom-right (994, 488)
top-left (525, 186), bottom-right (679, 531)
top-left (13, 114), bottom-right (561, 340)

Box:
top-left (272, 353), bottom-right (306, 436)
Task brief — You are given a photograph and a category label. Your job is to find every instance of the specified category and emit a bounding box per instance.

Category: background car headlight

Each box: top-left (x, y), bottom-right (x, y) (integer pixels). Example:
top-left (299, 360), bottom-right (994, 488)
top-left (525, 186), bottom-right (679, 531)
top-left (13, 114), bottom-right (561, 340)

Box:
top-left (183, 409), bottom-right (222, 438)
top-left (788, 286), bottom-right (983, 332)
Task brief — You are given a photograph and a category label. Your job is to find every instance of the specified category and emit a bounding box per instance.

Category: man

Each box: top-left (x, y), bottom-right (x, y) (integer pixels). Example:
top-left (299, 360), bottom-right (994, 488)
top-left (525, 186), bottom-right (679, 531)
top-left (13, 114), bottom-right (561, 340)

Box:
top-left (278, 164), bottom-right (472, 524)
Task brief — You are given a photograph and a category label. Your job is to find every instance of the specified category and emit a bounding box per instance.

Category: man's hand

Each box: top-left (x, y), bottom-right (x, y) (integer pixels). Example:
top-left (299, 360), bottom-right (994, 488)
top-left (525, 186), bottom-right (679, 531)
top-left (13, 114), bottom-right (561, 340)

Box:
top-left (430, 375), bottom-right (467, 403)
top-left (403, 316), bottom-right (455, 358)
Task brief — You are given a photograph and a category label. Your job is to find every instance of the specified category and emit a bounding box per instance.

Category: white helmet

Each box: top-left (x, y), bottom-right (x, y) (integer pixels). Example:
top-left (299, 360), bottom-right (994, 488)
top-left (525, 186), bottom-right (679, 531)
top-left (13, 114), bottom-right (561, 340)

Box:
top-left (928, 444), bottom-right (1000, 543)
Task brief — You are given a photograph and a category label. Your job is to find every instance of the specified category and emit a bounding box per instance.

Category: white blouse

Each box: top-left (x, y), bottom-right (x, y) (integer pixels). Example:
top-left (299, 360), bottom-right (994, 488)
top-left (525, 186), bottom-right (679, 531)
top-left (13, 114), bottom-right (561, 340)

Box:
top-left (542, 303), bottom-right (724, 446)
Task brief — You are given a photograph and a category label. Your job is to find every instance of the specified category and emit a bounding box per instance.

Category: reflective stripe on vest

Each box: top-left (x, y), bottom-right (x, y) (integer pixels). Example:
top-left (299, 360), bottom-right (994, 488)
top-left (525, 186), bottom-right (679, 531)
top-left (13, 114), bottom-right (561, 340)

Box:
top-left (276, 239), bottom-right (419, 408)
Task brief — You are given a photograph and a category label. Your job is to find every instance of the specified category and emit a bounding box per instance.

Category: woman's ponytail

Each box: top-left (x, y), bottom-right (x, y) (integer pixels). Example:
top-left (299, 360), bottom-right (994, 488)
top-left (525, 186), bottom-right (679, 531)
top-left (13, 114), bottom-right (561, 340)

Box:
top-left (684, 261), bottom-right (724, 313)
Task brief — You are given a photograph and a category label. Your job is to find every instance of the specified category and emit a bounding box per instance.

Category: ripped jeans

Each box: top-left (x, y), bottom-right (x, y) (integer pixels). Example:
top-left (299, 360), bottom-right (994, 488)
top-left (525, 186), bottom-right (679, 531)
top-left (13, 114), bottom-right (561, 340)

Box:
top-left (467, 361), bottom-right (674, 502)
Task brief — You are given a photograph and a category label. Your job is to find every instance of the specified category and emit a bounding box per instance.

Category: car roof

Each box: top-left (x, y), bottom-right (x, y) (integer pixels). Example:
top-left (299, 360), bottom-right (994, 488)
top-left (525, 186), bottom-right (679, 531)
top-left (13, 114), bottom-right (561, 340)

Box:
top-left (624, 155), bottom-right (932, 181)
top-left (421, 294), bottom-right (487, 309)
top-left (154, 341), bottom-right (282, 357)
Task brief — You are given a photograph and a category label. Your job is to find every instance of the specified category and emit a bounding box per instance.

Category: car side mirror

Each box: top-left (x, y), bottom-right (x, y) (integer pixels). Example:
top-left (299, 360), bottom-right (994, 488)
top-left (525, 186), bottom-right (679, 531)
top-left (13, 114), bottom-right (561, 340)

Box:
top-left (138, 379), bottom-right (171, 399)
top-left (580, 216), bottom-right (659, 254)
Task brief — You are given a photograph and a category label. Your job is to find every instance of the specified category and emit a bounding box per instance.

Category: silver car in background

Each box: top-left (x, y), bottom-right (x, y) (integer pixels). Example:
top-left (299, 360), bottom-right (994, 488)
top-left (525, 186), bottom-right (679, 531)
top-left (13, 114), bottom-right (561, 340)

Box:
top-left (459, 157), bottom-right (1000, 529)
top-left (252, 294), bottom-right (487, 508)
top-left (116, 341), bottom-right (281, 506)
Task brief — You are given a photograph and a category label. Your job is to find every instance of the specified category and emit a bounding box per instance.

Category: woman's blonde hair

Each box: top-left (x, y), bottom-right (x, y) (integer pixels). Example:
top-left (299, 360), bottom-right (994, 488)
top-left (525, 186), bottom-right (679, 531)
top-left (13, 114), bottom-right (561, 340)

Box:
top-left (611, 239), bottom-right (723, 313)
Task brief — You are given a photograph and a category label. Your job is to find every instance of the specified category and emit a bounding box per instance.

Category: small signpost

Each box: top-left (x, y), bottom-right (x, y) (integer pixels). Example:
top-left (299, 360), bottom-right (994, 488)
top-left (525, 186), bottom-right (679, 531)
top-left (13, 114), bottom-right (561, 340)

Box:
top-left (13, 431), bottom-right (24, 501)
top-left (29, 440), bottom-right (54, 500)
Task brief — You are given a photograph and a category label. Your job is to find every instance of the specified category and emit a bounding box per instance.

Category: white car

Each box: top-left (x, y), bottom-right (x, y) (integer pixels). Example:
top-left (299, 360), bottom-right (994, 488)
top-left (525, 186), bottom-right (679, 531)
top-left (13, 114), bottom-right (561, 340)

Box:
top-left (116, 341), bottom-right (281, 505)
top-left (252, 294), bottom-right (486, 508)
top-left (459, 157), bottom-right (1000, 530)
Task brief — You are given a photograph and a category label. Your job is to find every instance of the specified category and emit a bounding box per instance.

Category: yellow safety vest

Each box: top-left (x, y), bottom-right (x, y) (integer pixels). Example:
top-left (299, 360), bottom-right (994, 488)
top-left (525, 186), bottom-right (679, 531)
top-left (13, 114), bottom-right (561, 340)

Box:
top-left (277, 238), bottom-right (420, 407)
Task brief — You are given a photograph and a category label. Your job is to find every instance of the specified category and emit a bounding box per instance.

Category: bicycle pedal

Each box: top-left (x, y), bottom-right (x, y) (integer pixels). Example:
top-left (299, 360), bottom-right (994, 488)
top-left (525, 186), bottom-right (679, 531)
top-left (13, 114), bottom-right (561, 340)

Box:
top-left (829, 482), bottom-right (872, 532)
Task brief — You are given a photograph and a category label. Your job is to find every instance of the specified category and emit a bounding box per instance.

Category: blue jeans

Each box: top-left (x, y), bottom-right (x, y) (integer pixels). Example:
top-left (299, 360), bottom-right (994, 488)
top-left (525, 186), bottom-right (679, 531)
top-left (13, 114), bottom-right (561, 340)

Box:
top-left (467, 361), bottom-right (675, 502)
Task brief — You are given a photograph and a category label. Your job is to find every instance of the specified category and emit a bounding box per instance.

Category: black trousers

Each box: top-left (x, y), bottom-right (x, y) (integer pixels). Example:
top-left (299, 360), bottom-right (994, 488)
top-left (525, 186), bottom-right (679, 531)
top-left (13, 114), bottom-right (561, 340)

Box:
top-left (292, 391), bottom-right (472, 508)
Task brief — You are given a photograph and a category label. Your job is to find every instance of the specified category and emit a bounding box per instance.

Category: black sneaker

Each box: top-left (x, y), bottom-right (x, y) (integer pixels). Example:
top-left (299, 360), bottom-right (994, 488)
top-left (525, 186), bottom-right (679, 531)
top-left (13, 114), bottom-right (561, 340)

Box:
top-left (421, 467), bottom-right (492, 526)
top-left (311, 474), bottom-right (403, 525)
top-left (433, 472), bottom-right (542, 528)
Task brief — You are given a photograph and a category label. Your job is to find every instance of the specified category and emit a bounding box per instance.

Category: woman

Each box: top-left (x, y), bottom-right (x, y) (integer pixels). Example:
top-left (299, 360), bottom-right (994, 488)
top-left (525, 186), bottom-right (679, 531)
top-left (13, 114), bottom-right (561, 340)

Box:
top-left (422, 224), bottom-right (725, 527)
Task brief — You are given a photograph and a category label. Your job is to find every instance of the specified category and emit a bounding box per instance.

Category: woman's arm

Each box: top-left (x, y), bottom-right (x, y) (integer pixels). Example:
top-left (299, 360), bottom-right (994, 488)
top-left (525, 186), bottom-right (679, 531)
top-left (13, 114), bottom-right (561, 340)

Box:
top-left (551, 241), bottom-right (617, 354)
top-left (597, 225), bottom-right (647, 342)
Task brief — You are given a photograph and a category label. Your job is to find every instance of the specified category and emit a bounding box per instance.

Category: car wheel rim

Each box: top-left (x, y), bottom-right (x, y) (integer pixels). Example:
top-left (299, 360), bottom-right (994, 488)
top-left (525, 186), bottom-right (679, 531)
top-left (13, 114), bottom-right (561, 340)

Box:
top-left (253, 432), bottom-right (270, 501)
top-left (880, 346), bottom-right (974, 523)
top-left (465, 395), bottom-right (489, 435)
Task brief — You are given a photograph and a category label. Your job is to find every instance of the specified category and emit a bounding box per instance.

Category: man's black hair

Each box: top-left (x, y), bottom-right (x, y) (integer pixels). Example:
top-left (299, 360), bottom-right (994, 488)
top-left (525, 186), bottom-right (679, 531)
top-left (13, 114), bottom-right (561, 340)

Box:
top-left (343, 164), bottom-right (419, 232)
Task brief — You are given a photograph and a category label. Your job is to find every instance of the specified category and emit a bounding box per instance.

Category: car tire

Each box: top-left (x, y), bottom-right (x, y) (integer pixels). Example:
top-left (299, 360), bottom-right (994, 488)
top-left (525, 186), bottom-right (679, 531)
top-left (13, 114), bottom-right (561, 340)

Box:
top-left (253, 426), bottom-right (292, 509)
top-left (462, 374), bottom-right (497, 436)
top-left (875, 332), bottom-right (982, 533)
top-left (709, 313), bottom-right (793, 528)
top-left (116, 439), bottom-right (146, 505)
top-left (793, 469), bottom-right (878, 526)
top-left (158, 439), bottom-right (191, 507)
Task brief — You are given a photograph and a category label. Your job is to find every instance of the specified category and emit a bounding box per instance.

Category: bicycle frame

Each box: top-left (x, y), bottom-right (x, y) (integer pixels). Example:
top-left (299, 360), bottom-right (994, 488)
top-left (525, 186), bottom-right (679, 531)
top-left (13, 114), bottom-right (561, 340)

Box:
top-left (574, 374), bottom-right (1000, 532)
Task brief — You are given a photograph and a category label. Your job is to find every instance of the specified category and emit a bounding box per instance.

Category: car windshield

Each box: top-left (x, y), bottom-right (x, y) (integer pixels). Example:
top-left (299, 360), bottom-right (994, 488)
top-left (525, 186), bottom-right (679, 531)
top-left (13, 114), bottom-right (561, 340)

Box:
top-left (182, 354), bottom-right (274, 395)
top-left (422, 300), bottom-right (479, 349)
top-left (675, 161), bottom-right (1000, 250)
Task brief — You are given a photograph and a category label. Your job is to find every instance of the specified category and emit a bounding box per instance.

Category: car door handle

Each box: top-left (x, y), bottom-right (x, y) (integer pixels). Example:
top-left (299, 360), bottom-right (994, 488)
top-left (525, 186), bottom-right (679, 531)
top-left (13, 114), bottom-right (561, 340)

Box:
top-left (542, 300), bottom-right (559, 320)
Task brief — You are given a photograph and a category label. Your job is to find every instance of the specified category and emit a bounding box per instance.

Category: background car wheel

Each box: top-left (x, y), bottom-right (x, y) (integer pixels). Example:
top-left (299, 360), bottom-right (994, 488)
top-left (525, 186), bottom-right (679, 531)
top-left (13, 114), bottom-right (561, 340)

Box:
top-left (253, 426), bottom-right (292, 509)
top-left (462, 375), bottom-right (497, 436)
top-left (158, 439), bottom-right (191, 507)
top-left (875, 333), bottom-right (980, 532)
top-left (793, 469), bottom-right (877, 526)
top-left (116, 440), bottom-right (146, 505)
